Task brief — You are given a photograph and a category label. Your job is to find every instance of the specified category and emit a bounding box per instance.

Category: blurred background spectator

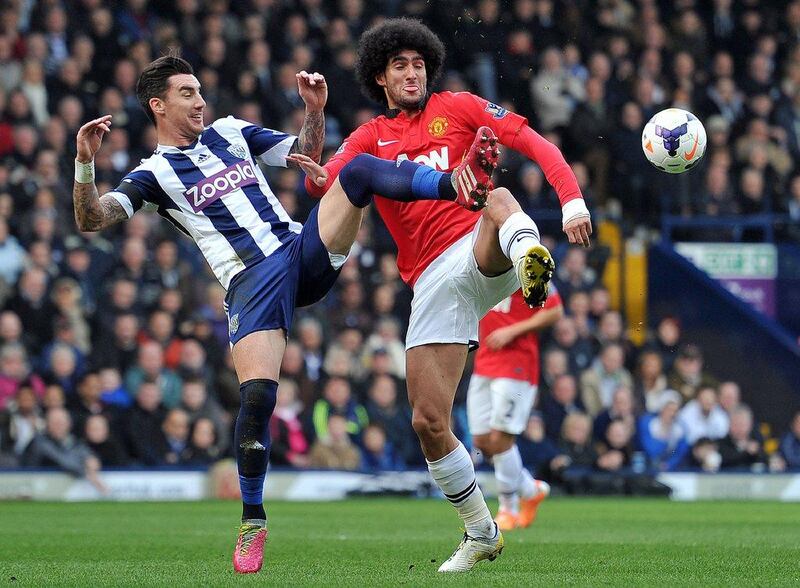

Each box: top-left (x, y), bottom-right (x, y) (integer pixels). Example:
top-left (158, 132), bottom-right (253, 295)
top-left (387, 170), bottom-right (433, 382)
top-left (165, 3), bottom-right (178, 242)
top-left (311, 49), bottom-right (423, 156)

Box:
top-left (22, 406), bottom-right (107, 492)
top-left (780, 411), bottom-right (800, 470)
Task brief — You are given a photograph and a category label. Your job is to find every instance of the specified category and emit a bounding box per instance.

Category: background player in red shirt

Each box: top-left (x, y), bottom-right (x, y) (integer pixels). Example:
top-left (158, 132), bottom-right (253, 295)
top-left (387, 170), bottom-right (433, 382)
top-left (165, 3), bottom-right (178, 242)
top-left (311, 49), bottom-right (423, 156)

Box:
top-left (468, 287), bottom-right (564, 531)
top-left (304, 19), bottom-right (592, 571)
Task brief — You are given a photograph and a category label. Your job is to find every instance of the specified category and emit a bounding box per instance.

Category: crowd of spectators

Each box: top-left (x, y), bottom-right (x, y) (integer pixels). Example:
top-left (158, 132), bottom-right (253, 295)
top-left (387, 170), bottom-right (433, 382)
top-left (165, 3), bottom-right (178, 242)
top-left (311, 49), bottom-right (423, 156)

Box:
top-left (522, 333), bottom-right (793, 495)
top-left (1, 0), bottom-right (800, 490)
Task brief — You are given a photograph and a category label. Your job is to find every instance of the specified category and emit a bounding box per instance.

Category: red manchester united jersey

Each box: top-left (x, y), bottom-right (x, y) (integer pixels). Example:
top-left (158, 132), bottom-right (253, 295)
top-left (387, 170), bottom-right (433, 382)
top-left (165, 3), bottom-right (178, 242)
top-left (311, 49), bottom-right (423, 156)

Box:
top-left (473, 288), bottom-right (563, 385)
top-left (306, 92), bottom-right (529, 285)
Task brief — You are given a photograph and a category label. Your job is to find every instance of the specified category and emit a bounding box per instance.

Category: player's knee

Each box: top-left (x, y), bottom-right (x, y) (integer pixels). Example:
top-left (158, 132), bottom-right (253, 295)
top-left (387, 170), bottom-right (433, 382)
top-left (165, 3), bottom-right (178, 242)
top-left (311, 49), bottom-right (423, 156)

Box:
top-left (339, 154), bottom-right (375, 208)
top-left (489, 430), bottom-right (516, 454)
top-left (485, 187), bottom-right (520, 224)
top-left (489, 187), bottom-right (513, 201)
top-left (411, 407), bottom-right (448, 441)
top-left (472, 435), bottom-right (494, 457)
top-left (239, 379), bottom-right (278, 416)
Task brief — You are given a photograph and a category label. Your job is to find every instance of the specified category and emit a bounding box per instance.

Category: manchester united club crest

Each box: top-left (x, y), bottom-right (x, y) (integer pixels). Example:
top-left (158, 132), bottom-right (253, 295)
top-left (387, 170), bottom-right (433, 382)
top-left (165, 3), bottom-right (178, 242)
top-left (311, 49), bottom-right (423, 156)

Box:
top-left (428, 116), bottom-right (448, 137)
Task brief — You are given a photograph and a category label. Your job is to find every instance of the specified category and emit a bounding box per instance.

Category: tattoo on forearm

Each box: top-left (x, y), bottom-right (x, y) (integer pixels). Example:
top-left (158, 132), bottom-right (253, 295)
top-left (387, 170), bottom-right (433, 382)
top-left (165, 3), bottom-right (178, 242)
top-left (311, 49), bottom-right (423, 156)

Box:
top-left (73, 182), bottom-right (127, 231)
top-left (291, 110), bottom-right (325, 163)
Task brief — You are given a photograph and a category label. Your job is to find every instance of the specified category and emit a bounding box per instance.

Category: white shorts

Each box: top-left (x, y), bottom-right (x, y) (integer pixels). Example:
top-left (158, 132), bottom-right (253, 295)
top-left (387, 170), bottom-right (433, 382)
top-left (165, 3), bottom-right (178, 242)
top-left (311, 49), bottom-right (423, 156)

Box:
top-left (405, 221), bottom-right (519, 350)
top-left (467, 375), bottom-right (538, 435)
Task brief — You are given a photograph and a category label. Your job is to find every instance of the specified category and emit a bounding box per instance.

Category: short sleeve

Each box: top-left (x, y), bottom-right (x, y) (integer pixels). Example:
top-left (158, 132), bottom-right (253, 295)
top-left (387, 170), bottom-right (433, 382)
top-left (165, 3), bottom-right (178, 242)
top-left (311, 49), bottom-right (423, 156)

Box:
top-left (108, 168), bottom-right (159, 218)
top-left (223, 116), bottom-right (296, 167)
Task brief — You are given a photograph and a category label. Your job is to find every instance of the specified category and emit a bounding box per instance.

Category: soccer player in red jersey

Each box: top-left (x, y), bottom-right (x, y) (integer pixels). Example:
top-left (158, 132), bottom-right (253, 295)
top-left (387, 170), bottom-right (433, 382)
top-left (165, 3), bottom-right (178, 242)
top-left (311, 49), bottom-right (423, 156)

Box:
top-left (468, 287), bottom-right (564, 532)
top-left (304, 19), bottom-right (592, 571)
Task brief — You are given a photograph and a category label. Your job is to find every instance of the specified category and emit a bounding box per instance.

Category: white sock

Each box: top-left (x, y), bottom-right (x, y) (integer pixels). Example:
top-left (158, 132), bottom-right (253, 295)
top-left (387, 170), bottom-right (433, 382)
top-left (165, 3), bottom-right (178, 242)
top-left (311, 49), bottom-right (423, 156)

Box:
top-left (518, 467), bottom-right (538, 499)
top-left (493, 445), bottom-right (522, 500)
top-left (498, 211), bottom-right (541, 266)
top-left (494, 445), bottom-right (538, 506)
top-left (428, 442), bottom-right (495, 539)
top-left (498, 492), bottom-right (519, 514)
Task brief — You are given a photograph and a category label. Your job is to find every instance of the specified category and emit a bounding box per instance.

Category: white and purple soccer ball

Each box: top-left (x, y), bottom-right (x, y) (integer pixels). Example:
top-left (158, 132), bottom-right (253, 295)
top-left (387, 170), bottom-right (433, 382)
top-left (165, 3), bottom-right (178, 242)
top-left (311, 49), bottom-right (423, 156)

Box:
top-left (641, 108), bottom-right (707, 174)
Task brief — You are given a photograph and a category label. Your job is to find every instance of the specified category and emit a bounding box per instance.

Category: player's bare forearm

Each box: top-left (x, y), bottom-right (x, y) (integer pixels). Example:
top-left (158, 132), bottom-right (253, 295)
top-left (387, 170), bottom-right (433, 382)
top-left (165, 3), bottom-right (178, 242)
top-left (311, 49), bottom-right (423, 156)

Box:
top-left (511, 305), bottom-right (564, 337)
top-left (73, 182), bottom-right (127, 231)
top-left (291, 109), bottom-right (325, 163)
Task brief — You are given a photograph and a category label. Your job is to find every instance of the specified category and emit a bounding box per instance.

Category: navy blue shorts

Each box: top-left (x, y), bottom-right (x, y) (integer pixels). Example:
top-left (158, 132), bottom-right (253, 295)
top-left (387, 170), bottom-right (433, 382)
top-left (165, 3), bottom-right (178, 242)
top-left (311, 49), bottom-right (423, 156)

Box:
top-left (224, 205), bottom-right (340, 346)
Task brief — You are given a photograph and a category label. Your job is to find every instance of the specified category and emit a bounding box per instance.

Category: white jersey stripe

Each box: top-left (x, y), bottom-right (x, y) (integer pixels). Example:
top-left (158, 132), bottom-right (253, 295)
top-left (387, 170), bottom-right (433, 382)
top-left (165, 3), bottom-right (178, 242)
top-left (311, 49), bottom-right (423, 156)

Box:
top-left (252, 161), bottom-right (302, 232)
top-left (211, 121), bottom-right (300, 232)
top-left (152, 157), bottom-right (246, 288)
top-left (188, 141), bottom-right (283, 260)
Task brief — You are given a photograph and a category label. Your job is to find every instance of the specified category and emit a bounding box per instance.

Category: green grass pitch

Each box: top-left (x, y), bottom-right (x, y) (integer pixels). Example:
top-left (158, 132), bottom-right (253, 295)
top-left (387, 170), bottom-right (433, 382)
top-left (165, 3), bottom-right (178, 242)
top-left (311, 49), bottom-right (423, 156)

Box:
top-left (1, 498), bottom-right (799, 586)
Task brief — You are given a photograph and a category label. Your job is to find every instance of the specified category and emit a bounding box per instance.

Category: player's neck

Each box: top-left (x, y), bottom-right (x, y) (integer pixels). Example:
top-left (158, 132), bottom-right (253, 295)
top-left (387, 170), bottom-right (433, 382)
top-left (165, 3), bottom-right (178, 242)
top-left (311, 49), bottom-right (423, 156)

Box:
top-left (156, 125), bottom-right (201, 148)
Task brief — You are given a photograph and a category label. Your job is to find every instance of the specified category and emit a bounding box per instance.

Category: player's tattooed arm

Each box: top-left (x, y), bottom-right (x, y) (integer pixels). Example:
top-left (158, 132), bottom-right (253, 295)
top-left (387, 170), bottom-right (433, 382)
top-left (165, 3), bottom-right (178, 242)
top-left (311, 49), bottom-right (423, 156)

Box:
top-left (290, 71), bottom-right (327, 163)
top-left (73, 115), bottom-right (127, 231)
top-left (73, 182), bottom-right (128, 232)
top-left (290, 109), bottom-right (325, 164)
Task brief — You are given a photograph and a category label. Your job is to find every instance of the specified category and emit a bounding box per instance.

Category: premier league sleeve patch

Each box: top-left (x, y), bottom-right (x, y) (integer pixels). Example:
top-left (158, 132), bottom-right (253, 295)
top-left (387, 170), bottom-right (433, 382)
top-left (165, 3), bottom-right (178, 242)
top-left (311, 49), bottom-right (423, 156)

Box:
top-left (485, 102), bottom-right (509, 119)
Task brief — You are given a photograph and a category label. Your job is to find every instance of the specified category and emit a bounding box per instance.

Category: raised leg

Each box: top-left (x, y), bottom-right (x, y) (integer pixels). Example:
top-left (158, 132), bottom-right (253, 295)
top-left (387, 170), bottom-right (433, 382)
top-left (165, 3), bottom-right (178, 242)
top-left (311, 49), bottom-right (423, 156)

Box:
top-left (474, 187), bottom-right (554, 307)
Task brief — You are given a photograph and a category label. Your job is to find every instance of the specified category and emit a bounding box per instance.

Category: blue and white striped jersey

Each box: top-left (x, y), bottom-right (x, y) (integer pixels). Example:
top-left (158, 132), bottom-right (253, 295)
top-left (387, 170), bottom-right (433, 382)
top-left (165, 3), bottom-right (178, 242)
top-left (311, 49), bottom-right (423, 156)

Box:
top-left (109, 116), bottom-right (301, 289)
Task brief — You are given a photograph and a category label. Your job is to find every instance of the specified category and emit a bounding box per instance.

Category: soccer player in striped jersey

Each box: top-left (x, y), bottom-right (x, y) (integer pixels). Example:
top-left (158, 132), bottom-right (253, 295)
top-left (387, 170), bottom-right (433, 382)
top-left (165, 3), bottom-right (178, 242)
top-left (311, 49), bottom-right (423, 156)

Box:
top-left (72, 55), bottom-right (499, 574)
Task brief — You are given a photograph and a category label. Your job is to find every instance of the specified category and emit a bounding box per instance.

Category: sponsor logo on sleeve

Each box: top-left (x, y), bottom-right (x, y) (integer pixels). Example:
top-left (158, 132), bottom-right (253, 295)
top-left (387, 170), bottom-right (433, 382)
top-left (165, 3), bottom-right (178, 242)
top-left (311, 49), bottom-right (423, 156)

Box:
top-left (485, 102), bottom-right (509, 119)
top-left (183, 160), bottom-right (258, 212)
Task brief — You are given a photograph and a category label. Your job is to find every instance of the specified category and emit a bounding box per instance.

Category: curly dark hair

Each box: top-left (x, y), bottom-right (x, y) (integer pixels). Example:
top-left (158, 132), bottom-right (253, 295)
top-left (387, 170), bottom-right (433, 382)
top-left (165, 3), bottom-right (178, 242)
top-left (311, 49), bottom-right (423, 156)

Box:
top-left (355, 18), bottom-right (446, 106)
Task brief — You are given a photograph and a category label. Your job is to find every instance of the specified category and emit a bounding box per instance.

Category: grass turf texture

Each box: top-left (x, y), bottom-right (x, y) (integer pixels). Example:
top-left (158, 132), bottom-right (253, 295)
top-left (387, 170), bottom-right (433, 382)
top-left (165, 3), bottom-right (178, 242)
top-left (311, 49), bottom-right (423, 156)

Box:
top-left (1, 498), bottom-right (799, 586)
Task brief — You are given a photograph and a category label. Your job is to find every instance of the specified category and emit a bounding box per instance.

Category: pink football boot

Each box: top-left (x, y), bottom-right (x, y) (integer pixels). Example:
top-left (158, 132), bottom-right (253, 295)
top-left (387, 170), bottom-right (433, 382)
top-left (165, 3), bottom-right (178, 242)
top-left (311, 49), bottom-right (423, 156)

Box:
top-left (233, 522), bottom-right (267, 574)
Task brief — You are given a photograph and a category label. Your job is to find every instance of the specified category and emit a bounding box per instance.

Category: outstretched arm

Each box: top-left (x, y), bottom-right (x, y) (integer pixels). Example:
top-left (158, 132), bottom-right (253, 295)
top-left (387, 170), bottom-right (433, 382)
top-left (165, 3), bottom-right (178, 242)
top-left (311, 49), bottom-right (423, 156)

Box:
top-left (289, 71), bottom-right (326, 163)
top-left (484, 303), bottom-right (564, 350)
top-left (73, 115), bottom-right (128, 232)
top-left (458, 93), bottom-right (592, 246)
top-left (509, 125), bottom-right (592, 247)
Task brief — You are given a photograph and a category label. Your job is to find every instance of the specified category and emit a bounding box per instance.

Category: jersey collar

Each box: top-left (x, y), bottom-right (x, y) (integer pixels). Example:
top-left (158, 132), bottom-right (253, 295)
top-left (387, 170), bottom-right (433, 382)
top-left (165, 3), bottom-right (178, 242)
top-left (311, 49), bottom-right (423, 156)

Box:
top-left (154, 130), bottom-right (207, 154)
top-left (155, 139), bottom-right (199, 154)
top-left (385, 94), bottom-right (429, 119)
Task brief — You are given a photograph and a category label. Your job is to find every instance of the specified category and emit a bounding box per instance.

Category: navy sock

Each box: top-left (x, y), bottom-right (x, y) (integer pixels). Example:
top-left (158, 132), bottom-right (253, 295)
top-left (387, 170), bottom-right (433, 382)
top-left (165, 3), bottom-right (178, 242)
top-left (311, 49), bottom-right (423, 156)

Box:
top-left (234, 378), bottom-right (278, 521)
top-left (338, 153), bottom-right (456, 208)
